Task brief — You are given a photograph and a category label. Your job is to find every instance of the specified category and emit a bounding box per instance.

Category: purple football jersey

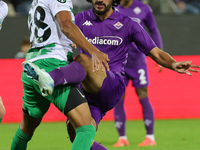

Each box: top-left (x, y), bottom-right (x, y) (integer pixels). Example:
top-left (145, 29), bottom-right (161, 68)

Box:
top-left (75, 8), bottom-right (156, 75)
top-left (75, 8), bottom-right (156, 123)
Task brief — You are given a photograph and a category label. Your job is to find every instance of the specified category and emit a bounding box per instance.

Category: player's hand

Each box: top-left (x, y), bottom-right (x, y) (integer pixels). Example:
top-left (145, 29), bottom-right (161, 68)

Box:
top-left (155, 63), bottom-right (164, 72)
top-left (172, 61), bottom-right (200, 76)
top-left (91, 50), bottom-right (110, 72)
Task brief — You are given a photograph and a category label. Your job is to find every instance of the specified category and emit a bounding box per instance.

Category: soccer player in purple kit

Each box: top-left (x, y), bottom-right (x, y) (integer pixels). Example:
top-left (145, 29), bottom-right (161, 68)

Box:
top-left (23, 0), bottom-right (200, 149)
top-left (113, 0), bottom-right (163, 147)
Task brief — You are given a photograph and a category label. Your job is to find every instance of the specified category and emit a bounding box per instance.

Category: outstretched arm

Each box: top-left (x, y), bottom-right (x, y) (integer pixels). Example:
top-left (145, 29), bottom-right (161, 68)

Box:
top-left (148, 47), bottom-right (200, 75)
top-left (56, 11), bottom-right (110, 72)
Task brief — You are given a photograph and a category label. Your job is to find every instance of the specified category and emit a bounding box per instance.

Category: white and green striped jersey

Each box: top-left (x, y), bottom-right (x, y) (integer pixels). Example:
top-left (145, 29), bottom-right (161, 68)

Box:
top-left (0, 0), bottom-right (8, 30)
top-left (27, 0), bottom-right (75, 62)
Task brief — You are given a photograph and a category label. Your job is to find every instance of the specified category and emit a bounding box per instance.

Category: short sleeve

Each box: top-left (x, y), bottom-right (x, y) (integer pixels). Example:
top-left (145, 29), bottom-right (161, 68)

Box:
top-left (0, 1), bottom-right (8, 19)
top-left (48, 0), bottom-right (73, 17)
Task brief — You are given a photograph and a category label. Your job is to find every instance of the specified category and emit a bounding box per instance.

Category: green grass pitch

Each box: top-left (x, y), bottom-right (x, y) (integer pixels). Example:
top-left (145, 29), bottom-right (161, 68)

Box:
top-left (0, 119), bottom-right (200, 150)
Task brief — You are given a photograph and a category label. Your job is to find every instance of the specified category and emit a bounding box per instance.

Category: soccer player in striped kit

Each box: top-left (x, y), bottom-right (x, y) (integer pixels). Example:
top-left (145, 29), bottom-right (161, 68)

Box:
top-left (10, 0), bottom-right (110, 149)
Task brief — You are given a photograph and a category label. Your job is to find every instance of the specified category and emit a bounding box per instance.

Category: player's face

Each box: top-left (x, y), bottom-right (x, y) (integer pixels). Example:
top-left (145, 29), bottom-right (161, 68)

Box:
top-left (92, 0), bottom-right (113, 15)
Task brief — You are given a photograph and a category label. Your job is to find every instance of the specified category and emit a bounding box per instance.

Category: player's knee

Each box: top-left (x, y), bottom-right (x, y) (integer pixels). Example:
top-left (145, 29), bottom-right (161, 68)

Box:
top-left (138, 92), bottom-right (148, 99)
top-left (136, 87), bottom-right (148, 99)
top-left (75, 53), bottom-right (87, 62)
top-left (75, 54), bottom-right (91, 69)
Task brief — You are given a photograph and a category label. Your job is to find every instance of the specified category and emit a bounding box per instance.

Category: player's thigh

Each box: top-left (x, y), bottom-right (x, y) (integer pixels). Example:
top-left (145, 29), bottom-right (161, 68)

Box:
top-left (22, 77), bottom-right (51, 118)
top-left (65, 85), bottom-right (92, 129)
top-left (78, 71), bottom-right (126, 119)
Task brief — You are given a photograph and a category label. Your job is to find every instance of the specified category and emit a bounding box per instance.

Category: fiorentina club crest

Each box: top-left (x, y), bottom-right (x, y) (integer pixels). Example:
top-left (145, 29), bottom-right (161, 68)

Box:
top-left (113, 22), bottom-right (123, 29)
top-left (133, 7), bottom-right (142, 14)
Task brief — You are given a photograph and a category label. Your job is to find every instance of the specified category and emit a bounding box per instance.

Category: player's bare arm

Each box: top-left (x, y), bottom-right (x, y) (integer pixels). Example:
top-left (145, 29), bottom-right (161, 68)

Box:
top-left (148, 47), bottom-right (200, 75)
top-left (56, 11), bottom-right (110, 72)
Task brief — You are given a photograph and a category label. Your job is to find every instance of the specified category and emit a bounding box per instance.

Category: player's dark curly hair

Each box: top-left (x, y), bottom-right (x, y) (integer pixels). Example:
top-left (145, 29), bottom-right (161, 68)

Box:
top-left (86, 0), bottom-right (121, 7)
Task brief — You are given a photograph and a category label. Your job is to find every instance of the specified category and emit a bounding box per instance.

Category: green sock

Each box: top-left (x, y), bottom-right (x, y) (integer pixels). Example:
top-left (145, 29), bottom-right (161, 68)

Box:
top-left (11, 127), bottom-right (32, 150)
top-left (71, 125), bottom-right (96, 150)
top-left (0, 118), bottom-right (2, 123)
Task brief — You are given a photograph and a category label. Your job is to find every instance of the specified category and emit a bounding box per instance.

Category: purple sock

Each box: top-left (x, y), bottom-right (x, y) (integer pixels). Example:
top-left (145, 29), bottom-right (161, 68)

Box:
top-left (114, 98), bottom-right (126, 137)
top-left (139, 97), bottom-right (154, 134)
top-left (49, 61), bottom-right (86, 86)
top-left (90, 141), bottom-right (108, 150)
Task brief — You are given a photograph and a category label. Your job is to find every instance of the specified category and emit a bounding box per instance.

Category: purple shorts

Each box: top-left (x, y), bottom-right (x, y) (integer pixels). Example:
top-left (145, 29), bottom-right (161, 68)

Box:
top-left (124, 64), bottom-right (149, 88)
top-left (80, 71), bottom-right (126, 127)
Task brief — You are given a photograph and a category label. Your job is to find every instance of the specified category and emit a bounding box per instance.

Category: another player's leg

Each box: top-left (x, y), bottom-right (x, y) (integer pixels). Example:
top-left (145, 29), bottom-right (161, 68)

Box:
top-left (113, 95), bottom-right (129, 147)
top-left (88, 108), bottom-right (108, 150)
top-left (67, 102), bottom-right (110, 150)
top-left (67, 105), bottom-right (96, 150)
top-left (65, 53), bottom-right (109, 149)
top-left (64, 85), bottom-right (96, 150)
top-left (49, 60), bottom-right (86, 86)
top-left (12, 59), bottom-right (49, 150)
top-left (66, 54), bottom-right (123, 149)
top-left (22, 53), bottom-right (108, 98)
top-left (136, 87), bottom-right (156, 146)
top-left (0, 97), bottom-right (5, 123)
top-left (65, 85), bottom-right (108, 149)
top-left (11, 111), bottom-right (42, 150)
top-left (23, 57), bottom-right (86, 96)
top-left (67, 116), bottom-right (108, 150)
